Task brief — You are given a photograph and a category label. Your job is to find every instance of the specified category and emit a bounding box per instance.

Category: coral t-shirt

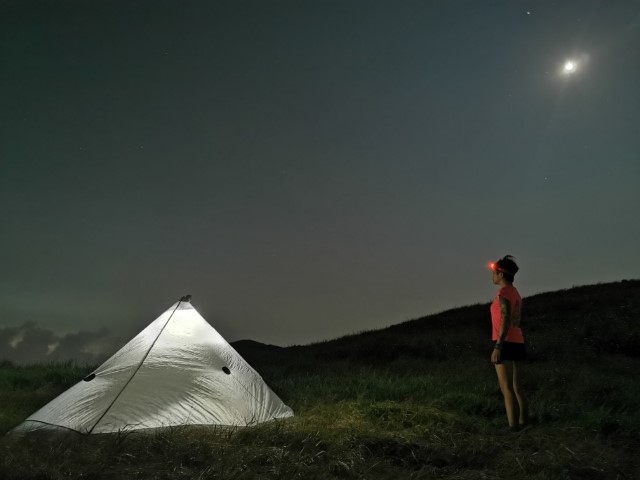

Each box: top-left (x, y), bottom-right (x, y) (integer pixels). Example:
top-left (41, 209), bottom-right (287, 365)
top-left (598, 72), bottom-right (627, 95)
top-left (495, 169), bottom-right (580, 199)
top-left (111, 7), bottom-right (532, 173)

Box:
top-left (490, 285), bottom-right (524, 343)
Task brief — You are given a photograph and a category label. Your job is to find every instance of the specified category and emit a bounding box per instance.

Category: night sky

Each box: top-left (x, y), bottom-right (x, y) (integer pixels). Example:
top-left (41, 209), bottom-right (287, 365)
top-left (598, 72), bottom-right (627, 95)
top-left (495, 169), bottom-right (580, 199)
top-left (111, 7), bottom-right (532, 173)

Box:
top-left (1, 0), bottom-right (639, 363)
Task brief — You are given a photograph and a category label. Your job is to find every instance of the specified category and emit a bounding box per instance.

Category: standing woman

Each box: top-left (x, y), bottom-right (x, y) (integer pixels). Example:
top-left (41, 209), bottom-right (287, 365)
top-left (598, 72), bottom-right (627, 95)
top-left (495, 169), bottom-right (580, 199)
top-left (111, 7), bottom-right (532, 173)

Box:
top-left (489, 255), bottom-right (528, 431)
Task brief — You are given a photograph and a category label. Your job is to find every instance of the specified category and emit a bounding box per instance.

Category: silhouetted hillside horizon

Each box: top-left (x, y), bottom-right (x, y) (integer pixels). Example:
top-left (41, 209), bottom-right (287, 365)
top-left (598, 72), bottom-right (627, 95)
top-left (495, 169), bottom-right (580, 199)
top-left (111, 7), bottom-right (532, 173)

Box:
top-left (233, 279), bottom-right (640, 367)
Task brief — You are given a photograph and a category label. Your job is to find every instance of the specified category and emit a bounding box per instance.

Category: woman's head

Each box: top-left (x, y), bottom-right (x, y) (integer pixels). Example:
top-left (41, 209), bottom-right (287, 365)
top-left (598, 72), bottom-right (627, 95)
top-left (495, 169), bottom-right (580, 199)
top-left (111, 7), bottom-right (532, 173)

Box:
top-left (490, 255), bottom-right (519, 283)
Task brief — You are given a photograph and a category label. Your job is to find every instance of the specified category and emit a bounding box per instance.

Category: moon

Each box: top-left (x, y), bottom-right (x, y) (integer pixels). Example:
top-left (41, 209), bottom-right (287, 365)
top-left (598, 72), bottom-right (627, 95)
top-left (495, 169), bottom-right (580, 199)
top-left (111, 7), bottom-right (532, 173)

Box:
top-left (560, 58), bottom-right (581, 76)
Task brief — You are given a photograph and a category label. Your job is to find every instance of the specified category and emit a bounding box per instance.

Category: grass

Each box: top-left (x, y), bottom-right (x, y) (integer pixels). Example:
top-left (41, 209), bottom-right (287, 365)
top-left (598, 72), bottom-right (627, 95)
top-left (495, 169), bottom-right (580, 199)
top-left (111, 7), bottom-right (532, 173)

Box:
top-left (1, 280), bottom-right (640, 479)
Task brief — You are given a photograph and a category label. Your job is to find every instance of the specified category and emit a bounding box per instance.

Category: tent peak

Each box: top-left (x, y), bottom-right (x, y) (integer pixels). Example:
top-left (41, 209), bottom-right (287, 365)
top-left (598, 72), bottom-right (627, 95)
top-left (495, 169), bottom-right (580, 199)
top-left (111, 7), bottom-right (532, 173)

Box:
top-left (180, 294), bottom-right (192, 303)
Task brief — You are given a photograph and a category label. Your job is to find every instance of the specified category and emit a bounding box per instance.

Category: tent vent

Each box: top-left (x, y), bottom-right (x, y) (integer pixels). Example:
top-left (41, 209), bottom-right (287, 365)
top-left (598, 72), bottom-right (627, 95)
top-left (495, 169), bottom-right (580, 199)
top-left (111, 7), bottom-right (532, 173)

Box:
top-left (83, 374), bottom-right (96, 382)
top-left (222, 367), bottom-right (231, 375)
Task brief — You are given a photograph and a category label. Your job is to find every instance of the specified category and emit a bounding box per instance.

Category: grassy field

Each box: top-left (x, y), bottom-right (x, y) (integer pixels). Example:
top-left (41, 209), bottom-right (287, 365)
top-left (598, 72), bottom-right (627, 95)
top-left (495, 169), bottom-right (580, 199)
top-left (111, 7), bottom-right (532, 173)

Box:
top-left (1, 280), bottom-right (639, 479)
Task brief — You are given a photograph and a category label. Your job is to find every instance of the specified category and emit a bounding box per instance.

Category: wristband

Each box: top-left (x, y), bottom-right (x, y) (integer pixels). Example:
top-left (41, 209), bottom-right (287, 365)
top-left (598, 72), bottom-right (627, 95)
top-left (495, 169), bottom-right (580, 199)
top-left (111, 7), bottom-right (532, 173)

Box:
top-left (494, 343), bottom-right (502, 350)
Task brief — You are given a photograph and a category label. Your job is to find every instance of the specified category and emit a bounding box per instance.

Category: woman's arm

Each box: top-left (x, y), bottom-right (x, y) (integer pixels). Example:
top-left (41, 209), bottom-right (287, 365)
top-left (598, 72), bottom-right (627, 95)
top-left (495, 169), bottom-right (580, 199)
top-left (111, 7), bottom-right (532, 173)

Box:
top-left (491, 296), bottom-right (511, 364)
top-left (497, 296), bottom-right (512, 344)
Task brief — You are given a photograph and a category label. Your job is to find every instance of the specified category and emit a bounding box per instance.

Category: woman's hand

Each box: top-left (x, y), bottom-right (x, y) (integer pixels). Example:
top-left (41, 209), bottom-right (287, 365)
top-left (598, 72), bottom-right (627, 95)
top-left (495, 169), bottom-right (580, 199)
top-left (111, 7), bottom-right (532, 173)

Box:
top-left (491, 348), bottom-right (501, 364)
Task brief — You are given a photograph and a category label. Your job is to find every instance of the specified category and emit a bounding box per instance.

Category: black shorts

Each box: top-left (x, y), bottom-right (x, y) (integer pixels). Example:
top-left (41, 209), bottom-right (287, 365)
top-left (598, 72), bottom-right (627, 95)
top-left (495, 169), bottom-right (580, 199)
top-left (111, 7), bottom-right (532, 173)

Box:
top-left (493, 341), bottom-right (527, 361)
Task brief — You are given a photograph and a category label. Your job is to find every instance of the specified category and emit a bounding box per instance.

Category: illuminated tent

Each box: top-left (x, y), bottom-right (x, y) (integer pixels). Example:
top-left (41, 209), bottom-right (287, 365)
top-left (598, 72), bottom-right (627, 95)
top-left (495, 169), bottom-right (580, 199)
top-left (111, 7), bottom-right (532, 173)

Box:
top-left (12, 296), bottom-right (293, 434)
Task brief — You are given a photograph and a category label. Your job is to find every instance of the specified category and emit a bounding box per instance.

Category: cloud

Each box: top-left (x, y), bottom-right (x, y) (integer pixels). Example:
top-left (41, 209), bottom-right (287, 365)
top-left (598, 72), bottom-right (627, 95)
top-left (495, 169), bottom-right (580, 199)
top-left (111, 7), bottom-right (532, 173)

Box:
top-left (0, 322), bottom-right (124, 364)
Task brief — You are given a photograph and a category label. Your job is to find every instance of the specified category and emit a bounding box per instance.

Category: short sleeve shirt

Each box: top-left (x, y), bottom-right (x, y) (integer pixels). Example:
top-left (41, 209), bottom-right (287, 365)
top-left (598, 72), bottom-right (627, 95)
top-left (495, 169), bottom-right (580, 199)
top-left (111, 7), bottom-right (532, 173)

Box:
top-left (490, 285), bottom-right (524, 343)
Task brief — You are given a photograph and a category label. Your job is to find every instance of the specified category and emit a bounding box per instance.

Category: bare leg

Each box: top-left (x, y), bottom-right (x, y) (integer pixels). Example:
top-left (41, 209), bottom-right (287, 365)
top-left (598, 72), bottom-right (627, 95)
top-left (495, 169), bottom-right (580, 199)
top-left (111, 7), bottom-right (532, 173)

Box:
top-left (495, 361), bottom-right (517, 427)
top-left (512, 361), bottom-right (528, 425)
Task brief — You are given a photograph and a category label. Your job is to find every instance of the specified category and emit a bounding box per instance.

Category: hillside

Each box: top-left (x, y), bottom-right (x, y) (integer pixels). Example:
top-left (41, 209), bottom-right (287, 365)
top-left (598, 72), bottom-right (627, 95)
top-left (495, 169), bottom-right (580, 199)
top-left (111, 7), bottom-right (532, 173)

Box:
top-left (2, 279), bottom-right (640, 480)
top-left (234, 279), bottom-right (640, 368)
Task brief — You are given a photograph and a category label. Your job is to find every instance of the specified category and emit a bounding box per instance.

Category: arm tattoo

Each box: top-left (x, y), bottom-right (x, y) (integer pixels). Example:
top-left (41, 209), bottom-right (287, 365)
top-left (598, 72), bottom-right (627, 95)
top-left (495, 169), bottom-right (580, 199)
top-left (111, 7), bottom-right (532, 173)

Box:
top-left (499, 296), bottom-right (511, 337)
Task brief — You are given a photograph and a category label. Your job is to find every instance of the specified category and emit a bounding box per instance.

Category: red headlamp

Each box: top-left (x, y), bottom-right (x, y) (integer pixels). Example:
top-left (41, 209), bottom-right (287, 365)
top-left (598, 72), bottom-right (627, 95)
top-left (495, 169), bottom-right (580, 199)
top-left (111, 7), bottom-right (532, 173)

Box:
top-left (488, 262), bottom-right (513, 275)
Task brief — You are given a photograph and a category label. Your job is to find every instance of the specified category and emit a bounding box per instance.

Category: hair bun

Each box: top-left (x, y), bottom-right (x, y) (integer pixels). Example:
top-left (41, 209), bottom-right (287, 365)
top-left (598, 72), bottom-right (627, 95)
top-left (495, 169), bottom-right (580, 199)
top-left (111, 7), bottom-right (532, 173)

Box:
top-left (498, 255), bottom-right (519, 275)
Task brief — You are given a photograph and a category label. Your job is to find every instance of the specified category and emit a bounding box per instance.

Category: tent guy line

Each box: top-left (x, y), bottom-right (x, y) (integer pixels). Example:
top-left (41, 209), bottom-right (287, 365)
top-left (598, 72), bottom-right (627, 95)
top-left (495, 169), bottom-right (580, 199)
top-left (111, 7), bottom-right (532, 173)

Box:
top-left (86, 295), bottom-right (188, 434)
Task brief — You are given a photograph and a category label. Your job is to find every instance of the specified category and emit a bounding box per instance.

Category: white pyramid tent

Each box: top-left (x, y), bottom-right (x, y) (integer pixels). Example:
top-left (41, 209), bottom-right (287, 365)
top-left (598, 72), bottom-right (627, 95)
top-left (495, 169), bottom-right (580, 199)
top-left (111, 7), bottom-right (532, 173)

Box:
top-left (13, 297), bottom-right (293, 434)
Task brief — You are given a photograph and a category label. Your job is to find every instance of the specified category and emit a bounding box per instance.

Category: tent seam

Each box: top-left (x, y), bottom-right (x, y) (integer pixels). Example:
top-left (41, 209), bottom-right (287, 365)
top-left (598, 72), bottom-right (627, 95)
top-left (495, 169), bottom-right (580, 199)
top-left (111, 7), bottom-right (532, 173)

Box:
top-left (87, 299), bottom-right (184, 434)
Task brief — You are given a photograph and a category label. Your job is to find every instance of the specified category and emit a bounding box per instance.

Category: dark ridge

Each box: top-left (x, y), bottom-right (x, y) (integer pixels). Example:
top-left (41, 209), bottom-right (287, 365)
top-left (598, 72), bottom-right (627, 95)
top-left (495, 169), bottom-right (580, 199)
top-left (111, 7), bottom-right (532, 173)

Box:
top-left (231, 339), bottom-right (284, 350)
top-left (231, 339), bottom-right (285, 362)
top-left (251, 279), bottom-right (640, 369)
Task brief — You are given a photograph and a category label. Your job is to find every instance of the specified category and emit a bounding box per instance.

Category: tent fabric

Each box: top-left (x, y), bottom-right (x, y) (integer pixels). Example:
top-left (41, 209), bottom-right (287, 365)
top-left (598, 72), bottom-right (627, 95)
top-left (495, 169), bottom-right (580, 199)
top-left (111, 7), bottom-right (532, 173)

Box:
top-left (12, 300), bottom-right (293, 434)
